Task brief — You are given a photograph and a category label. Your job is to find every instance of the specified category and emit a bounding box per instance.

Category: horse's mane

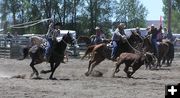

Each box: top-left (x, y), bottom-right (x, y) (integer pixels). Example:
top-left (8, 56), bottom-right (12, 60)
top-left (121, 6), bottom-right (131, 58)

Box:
top-left (90, 35), bottom-right (96, 38)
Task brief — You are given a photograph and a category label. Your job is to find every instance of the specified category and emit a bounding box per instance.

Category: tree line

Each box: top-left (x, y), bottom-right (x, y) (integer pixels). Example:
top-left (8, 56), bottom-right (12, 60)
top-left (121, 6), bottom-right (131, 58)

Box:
top-left (0, 0), bottom-right (148, 37)
top-left (163, 0), bottom-right (180, 33)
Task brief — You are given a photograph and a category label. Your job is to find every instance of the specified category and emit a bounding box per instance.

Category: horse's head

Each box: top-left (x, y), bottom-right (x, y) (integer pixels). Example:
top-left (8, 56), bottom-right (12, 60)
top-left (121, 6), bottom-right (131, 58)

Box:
top-left (62, 32), bottom-right (75, 45)
top-left (129, 31), bottom-right (143, 43)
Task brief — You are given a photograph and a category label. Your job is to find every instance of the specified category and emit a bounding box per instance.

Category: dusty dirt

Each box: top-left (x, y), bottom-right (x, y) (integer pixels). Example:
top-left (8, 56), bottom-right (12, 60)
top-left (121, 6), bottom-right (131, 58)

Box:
top-left (0, 56), bottom-right (179, 98)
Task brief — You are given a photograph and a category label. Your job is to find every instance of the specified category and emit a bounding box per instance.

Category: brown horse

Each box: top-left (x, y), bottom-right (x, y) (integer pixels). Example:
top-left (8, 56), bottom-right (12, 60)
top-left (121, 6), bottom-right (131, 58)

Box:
top-left (21, 33), bottom-right (74, 79)
top-left (81, 44), bottom-right (96, 60)
top-left (81, 31), bottom-right (143, 60)
top-left (84, 32), bottom-right (143, 76)
top-left (143, 35), bottom-right (171, 69)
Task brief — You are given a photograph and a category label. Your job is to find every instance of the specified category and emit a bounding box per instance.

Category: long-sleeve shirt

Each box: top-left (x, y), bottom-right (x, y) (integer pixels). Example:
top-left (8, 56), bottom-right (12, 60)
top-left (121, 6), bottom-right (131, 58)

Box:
top-left (46, 23), bottom-right (61, 40)
top-left (112, 28), bottom-right (126, 41)
top-left (148, 26), bottom-right (162, 39)
top-left (46, 23), bottom-right (54, 38)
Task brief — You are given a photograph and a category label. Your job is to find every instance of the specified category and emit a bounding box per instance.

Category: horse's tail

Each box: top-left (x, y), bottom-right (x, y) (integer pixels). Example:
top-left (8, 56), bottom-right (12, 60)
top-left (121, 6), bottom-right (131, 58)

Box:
top-left (19, 47), bottom-right (29, 60)
top-left (81, 45), bottom-right (95, 60)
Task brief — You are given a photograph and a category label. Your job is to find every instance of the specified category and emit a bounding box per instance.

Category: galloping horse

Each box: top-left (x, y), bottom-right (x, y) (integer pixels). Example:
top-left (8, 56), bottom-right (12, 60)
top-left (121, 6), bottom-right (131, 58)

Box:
top-left (143, 35), bottom-right (173, 68)
top-left (81, 31), bottom-right (143, 60)
top-left (83, 32), bottom-right (143, 76)
top-left (21, 33), bottom-right (74, 79)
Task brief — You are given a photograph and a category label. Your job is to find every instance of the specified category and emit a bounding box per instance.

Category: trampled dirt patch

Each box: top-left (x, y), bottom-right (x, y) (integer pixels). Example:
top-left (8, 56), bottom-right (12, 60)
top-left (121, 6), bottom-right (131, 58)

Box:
top-left (0, 57), bottom-right (179, 98)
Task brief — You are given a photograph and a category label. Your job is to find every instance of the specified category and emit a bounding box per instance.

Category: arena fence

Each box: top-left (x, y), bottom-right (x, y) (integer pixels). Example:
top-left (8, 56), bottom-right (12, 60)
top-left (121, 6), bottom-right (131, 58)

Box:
top-left (0, 37), bottom-right (29, 59)
top-left (0, 37), bottom-right (80, 58)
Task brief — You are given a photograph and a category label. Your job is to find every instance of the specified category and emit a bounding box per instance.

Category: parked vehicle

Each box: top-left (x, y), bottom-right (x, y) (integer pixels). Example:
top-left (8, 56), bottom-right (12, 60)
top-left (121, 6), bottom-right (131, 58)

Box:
top-left (60, 30), bottom-right (79, 56)
top-left (124, 28), bottom-right (148, 38)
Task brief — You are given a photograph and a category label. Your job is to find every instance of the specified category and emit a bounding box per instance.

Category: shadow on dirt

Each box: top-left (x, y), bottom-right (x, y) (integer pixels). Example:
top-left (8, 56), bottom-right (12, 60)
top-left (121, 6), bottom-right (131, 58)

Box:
top-left (113, 76), bottom-right (148, 80)
top-left (31, 77), bottom-right (71, 81)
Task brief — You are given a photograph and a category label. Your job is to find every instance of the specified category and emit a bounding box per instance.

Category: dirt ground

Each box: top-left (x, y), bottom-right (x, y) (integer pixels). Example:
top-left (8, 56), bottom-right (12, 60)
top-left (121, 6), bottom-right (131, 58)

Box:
top-left (0, 55), bottom-right (179, 98)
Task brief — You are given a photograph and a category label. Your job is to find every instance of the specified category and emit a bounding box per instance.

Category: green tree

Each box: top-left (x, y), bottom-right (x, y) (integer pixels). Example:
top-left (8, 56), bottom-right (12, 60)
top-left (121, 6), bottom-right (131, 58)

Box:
top-left (163, 0), bottom-right (180, 33)
top-left (0, 0), bottom-right (8, 33)
top-left (115, 0), bottom-right (148, 28)
top-left (0, 0), bottom-right (148, 37)
top-left (82, 0), bottom-right (113, 35)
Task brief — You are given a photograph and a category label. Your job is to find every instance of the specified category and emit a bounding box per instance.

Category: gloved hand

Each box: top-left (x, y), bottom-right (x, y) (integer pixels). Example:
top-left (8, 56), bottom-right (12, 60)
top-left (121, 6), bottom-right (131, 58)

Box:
top-left (122, 35), bottom-right (127, 40)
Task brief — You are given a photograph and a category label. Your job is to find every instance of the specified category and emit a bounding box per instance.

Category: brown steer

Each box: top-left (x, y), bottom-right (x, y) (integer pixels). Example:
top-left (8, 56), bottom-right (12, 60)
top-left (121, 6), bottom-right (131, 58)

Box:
top-left (113, 52), bottom-right (156, 78)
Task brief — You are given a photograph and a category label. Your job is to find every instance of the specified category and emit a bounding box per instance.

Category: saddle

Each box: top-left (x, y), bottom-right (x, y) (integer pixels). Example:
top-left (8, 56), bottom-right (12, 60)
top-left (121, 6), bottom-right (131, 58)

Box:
top-left (29, 36), bottom-right (48, 53)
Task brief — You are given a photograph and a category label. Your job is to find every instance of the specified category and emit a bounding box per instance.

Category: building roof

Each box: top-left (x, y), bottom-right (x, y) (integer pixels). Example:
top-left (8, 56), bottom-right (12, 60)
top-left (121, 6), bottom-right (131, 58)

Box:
top-left (146, 20), bottom-right (162, 28)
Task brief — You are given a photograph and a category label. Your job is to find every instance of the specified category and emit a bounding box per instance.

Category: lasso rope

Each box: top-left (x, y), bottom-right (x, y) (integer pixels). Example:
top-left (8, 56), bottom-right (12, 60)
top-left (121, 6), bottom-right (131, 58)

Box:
top-left (8, 18), bottom-right (52, 29)
top-left (124, 37), bottom-right (141, 54)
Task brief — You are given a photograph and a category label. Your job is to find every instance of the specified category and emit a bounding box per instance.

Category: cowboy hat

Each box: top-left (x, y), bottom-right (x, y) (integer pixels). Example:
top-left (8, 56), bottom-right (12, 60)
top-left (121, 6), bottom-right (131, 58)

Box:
top-left (136, 27), bottom-right (140, 30)
top-left (118, 23), bottom-right (126, 28)
top-left (95, 26), bottom-right (100, 30)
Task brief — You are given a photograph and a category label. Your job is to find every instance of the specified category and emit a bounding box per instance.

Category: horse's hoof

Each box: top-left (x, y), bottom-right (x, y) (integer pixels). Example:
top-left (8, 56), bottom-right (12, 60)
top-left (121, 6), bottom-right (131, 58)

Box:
top-left (85, 72), bottom-right (89, 76)
top-left (127, 74), bottom-right (132, 78)
top-left (32, 76), bottom-right (43, 80)
top-left (49, 77), bottom-right (57, 80)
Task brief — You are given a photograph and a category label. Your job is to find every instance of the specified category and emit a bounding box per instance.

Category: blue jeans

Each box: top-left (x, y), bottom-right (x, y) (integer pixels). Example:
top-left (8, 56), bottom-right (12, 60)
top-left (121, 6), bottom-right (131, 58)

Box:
top-left (45, 38), bottom-right (52, 57)
top-left (111, 41), bottom-right (120, 59)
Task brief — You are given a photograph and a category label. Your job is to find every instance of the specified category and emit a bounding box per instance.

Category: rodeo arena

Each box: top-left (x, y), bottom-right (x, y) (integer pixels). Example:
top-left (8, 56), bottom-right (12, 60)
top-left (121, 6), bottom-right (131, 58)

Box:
top-left (0, 15), bottom-right (180, 98)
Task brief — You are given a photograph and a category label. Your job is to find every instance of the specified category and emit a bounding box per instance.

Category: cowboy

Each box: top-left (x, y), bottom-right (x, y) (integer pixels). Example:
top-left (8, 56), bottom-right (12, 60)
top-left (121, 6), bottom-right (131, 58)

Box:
top-left (148, 24), bottom-right (162, 57)
top-left (111, 23), bottom-right (126, 61)
top-left (44, 22), bottom-right (62, 61)
top-left (94, 26), bottom-right (104, 44)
